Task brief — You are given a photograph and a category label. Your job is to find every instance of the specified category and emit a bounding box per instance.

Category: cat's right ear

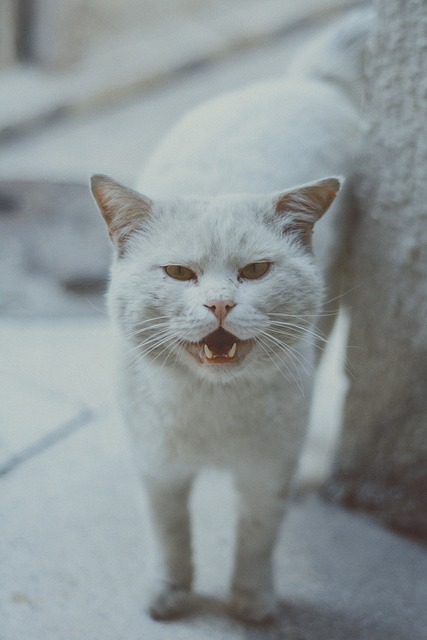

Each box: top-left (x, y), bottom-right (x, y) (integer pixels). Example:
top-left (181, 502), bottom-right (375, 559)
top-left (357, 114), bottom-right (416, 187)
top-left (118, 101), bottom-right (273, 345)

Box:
top-left (90, 174), bottom-right (152, 256)
top-left (273, 176), bottom-right (343, 248)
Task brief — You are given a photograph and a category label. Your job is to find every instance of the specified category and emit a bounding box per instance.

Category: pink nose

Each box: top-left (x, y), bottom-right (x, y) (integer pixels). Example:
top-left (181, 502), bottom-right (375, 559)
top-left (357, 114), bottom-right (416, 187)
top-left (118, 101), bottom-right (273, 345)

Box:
top-left (204, 300), bottom-right (235, 322)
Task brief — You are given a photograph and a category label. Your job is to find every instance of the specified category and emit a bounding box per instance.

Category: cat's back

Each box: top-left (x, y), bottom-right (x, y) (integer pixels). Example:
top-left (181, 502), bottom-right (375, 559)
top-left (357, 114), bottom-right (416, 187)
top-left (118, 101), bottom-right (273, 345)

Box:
top-left (139, 8), bottom-right (371, 198)
top-left (140, 78), bottom-right (354, 197)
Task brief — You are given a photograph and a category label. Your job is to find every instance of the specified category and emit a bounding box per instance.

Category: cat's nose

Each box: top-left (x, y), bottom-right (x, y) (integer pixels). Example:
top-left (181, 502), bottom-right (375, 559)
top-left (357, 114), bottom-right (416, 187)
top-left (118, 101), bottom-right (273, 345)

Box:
top-left (204, 300), bottom-right (235, 322)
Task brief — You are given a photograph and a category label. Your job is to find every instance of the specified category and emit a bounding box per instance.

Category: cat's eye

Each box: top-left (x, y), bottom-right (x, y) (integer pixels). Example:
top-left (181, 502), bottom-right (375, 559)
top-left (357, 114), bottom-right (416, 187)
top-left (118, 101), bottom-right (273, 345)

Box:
top-left (164, 265), bottom-right (196, 281)
top-left (239, 261), bottom-right (270, 280)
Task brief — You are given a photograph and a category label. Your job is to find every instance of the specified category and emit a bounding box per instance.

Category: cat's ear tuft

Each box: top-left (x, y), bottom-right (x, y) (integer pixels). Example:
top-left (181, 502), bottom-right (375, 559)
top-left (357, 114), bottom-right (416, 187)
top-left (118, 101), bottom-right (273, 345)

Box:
top-left (90, 174), bottom-right (152, 255)
top-left (273, 176), bottom-right (343, 246)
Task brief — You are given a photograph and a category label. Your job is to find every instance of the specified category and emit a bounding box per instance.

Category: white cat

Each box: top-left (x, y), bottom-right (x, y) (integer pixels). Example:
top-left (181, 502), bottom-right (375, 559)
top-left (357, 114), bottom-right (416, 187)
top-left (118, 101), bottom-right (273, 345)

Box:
top-left (91, 9), bottom-right (369, 623)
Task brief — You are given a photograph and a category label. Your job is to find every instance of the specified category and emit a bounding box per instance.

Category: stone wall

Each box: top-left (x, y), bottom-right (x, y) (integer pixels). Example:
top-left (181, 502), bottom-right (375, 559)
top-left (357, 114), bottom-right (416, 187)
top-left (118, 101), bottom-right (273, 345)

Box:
top-left (326, 0), bottom-right (427, 543)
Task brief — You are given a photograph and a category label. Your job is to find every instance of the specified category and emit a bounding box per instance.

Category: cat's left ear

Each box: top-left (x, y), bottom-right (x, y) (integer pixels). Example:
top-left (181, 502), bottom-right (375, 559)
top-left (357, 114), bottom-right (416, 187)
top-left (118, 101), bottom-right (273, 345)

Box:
top-left (91, 174), bottom-right (152, 256)
top-left (273, 176), bottom-right (343, 246)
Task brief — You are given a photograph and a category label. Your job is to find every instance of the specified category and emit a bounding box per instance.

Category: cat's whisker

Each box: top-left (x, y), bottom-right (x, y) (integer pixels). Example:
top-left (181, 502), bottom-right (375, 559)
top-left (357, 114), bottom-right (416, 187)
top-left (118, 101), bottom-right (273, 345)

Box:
top-left (268, 315), bottom-right (328, 332)
top-left (273, 331), bottom-right (329, 360)
top-left (268, 319), bottom-right (319, 336)
top-left (259, 330), bottom-right (312, 377)
top-left (126, 321), bottom-right (171, 340)
top-left (269, 313), bottom-right (355, 372)
top-left (269, 330), bottom-right (328, 354)
top-left (149, 338), bottom-right (179, 366)
top-left (266, 324), bottom-right (331, 362)
top-left (129, 342), bottom-right (173, 369)
top-left (162, 341), bottom-right (183, 370)
top-left (254, 337), bottom-right (294, 387)
top-left (269, 287), bottom-right (358, 318)
top-left (255, 335), bottom-right (305, 395)
top-left (125, 330), bottom-right (180, 369)
top-left (268, 310), bottom-right (339, 319)
top-left (131, 318), bottom-right (171, 331)
top-left (160, 329), bottom-right (196, 370)
top-left (268, 315), bottom-right (335, 342)
top-left (125, 321), bottom-right (171, 342)
top-left (321, 285), bottom-right (360, 306)
top-left (138, 332), bottom-right (178, 356)
top-left (151, 327), bottom-right (199, 368)
top-left (125, 328), bottom-right (176, 357)
top-left (128, 325), bottom-right (198, 370)
top-left (134, 325), bottom-right (175, 343)
top-left (259, 339), bottom-right (305, 397)
top-left (127, 315), bottom-right (171, 330)
top-left (268, 320), bottom-right (329, 345)
top-left (258, 332), bottom-right (309, 390)
top-left (131, 315), bottom-right (171, 328)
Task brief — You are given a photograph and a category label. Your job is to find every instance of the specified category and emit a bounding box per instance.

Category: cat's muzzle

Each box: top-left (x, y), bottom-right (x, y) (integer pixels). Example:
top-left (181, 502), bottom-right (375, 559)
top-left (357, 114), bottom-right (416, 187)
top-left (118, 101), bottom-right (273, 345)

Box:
top-left (184, 327), bottom-right (253, 365)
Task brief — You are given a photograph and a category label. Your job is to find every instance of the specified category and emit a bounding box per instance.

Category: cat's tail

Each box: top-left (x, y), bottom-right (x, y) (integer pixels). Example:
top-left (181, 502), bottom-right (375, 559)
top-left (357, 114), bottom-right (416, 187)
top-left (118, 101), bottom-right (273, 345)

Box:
top-left (287, 6), bottom-right (374, 107)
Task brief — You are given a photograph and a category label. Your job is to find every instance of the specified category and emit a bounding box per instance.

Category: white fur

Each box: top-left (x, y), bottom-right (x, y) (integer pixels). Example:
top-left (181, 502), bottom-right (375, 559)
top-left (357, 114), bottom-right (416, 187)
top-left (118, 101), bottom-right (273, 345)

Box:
top-left (92, 9), bottom-right (370, 623)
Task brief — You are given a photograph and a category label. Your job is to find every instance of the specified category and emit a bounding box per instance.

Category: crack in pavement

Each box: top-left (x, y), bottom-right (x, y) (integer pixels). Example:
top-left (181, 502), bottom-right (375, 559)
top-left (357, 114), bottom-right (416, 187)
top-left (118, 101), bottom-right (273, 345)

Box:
top-left (0, 406), bottom-right (94, 476)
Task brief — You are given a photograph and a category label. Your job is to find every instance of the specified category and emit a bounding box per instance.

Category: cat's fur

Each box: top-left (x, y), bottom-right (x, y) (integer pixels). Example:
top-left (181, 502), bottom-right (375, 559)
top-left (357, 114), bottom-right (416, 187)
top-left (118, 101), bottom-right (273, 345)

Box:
top-left (91, 9), bottom-right (370, 623)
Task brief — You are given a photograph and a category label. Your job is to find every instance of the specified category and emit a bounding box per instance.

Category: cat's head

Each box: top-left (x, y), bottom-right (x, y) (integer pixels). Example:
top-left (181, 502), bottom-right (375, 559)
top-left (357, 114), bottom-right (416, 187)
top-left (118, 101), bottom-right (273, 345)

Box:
top-left (91, 175), bottom-right (341, 384)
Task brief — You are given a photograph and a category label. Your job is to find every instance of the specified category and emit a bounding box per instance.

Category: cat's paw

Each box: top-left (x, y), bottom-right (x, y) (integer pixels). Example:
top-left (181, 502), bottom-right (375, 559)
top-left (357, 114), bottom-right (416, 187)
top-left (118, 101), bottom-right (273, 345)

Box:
top-left (148, 585), bottom-right (193, 621)
top-left (230, 588), bottom-right (278, 624)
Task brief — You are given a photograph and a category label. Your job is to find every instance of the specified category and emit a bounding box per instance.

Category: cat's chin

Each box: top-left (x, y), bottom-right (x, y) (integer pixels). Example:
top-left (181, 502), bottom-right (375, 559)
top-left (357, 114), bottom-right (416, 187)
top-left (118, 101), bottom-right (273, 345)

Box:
top-left (183, 327), bottom-right (254, 367)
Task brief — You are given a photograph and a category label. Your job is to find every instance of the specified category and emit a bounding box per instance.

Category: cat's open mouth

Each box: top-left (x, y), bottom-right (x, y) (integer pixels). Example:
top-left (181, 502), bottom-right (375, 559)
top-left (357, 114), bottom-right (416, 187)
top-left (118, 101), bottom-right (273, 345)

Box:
top-left (185, 327), bottom-right (253, 365)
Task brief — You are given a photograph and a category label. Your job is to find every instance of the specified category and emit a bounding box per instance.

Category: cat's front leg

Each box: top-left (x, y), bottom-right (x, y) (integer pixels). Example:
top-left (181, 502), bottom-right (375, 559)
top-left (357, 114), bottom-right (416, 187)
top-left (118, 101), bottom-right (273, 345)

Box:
top-left (143, 473), bottom-right (194, 620)
top-left (230, 474), bottom-right (287, 623)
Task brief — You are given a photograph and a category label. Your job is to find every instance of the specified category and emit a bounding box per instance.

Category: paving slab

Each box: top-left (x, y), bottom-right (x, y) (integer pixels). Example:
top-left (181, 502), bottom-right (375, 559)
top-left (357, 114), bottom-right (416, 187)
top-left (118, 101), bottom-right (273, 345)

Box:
top-left (0, 319), bottom-right (112, 474)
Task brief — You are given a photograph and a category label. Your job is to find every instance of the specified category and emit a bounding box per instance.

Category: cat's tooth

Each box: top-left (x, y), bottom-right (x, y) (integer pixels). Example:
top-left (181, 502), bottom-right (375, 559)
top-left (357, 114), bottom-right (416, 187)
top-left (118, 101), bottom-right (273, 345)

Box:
top-left (228, 343), bottom-right (237, 358)
top-left (204, 344), bottom-right (214, 359)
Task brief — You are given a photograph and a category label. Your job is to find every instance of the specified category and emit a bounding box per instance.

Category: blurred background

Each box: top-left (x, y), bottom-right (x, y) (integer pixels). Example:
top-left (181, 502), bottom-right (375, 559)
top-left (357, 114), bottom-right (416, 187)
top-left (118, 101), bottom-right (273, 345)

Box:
top-left (1, 0), bottom-right (359, 183)
top-left (0, 0), bottom-right (360, 317)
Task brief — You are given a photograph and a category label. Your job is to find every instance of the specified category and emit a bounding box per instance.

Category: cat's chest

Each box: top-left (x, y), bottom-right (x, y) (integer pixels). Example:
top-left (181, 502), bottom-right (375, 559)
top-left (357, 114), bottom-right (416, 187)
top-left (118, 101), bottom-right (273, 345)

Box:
top-left (130, 366), bottom-right (278, 431)
top-left (122, 363), bottom-right (309, 470)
